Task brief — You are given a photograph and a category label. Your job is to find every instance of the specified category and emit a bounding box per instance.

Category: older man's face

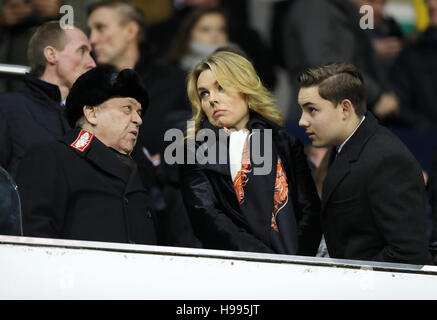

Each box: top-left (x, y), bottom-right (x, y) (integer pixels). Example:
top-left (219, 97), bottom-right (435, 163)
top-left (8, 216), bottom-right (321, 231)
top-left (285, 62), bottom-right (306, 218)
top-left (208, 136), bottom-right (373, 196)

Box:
top-left (92, 97), bottom-right (142, 155)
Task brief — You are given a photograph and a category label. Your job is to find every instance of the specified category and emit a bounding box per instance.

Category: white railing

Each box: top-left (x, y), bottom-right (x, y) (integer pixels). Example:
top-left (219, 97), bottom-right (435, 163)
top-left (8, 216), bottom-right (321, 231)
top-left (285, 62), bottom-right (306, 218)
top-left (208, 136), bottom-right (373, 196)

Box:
top-left (0, 235), bottom-right (436, 299)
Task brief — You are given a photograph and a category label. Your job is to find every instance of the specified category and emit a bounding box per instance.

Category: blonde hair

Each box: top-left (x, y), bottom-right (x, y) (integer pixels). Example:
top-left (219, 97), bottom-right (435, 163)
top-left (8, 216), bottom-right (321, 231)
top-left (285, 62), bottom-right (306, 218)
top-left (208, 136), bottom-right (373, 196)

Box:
top-left (186, 50), bottom-right (283, 138)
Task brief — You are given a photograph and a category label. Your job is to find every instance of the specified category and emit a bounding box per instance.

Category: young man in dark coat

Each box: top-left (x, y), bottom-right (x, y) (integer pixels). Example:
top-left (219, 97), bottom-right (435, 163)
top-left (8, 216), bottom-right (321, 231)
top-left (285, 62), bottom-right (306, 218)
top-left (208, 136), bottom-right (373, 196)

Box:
top-left (298, 62), bottom-right (432, 265)
top-left (15, 65), bottom-right (157, 245)
top-left (0, 21), bottom-right (96, 178)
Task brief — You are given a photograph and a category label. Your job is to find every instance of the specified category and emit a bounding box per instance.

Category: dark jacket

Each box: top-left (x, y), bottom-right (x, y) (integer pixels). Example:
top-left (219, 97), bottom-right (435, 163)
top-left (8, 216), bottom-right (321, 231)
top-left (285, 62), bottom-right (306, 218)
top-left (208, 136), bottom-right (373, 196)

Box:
top-left (15, 128), bottom-right (157, 245)
top-left (134, 56), bottom-right (191, 156)
top-left (0, 74), bottom-right (71, 178)
top-left (389, 27), bottom-right (437, 131)
top-left (0, 166), bottom-right (22, 236)
top-left (322, 112), bottom-right (432, 265)
top-left (179, 112), bottom-right (321, 255)
top-left (132, 54), bottom-right (201, 248)
top-left (428, 150), bottom-right (437, 264)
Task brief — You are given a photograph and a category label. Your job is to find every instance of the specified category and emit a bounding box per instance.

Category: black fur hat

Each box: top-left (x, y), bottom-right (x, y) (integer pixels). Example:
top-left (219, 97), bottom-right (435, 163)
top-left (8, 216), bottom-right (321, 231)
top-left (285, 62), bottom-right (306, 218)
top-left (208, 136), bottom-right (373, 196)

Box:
top-left (65, 65), bottom-right (149, 128)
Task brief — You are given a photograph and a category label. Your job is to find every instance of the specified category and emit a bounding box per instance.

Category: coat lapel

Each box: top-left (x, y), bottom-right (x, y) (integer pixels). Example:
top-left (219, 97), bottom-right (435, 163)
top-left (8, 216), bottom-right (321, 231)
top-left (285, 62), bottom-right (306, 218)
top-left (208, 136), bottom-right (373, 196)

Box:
top-left (321, 113), bottom-right (379, 215)
top-left (85, 141), bottom-right (131, 183)
top-left (321, 153), bottom-right (351, 213)
top-left (125, 165), bottom-right (148, 195)
top-left (62, 129), bottom-right (131, 183)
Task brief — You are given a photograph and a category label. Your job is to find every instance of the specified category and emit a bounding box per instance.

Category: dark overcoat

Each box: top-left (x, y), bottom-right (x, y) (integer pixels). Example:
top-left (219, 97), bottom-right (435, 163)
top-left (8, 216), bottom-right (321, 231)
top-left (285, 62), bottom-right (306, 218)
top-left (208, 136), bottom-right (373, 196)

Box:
top-left (322, 112), bottom-right (432, 265)
top-left (0, 74), bottom-right (70, 178)
top-left (179, 112), bottom-right (321, 255)
top-left (15, 128), bottom-right (157, 245)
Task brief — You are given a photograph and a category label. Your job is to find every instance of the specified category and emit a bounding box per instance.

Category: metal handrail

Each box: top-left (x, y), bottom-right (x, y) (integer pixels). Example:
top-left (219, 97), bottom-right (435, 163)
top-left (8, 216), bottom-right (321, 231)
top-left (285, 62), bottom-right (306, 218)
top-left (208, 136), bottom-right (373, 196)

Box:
top-left (0, 63), bottom-right (30, 77)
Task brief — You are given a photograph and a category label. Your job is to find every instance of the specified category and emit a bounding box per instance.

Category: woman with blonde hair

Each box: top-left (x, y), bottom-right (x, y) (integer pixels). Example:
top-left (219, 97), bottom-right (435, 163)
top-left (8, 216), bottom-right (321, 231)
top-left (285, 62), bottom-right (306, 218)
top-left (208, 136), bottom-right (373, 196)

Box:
top-left (178, 50), bottom-right (321, 255)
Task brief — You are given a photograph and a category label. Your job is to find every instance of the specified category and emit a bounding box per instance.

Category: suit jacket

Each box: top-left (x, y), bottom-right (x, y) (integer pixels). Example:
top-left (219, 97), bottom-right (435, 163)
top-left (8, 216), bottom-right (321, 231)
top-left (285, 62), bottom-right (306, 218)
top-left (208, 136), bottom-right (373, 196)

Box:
top-left (16, 128), bottom-right (157, 245)
top-left (0, 74), bottom-right (70, 178)
top-left (322, 112), bottom-right (432, 264)
top-left (179, 112), bottom-right (321, 255)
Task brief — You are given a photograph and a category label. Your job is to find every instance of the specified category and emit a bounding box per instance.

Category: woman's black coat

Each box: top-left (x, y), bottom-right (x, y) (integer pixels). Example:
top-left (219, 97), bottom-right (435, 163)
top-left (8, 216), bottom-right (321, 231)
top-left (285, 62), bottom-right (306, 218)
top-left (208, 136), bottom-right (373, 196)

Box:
top-left (179, 112), bottom-right (321, 255)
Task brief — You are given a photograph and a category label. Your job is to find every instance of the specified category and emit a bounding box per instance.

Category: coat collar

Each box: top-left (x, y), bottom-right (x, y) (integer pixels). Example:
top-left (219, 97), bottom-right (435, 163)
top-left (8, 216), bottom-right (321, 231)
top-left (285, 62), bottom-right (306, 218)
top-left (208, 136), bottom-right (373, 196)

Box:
top-left (61, 128), bottom-right (144, 193)
top-left (336, 112), bottom-right (378, 162)
top-left (321, 112), bottom-right (379, 212)
top-left (23, 74), bottom-right (71, 135)
top-left (24, 73), bottom-right (62, 104)
top-left (196, 111), bottom-right (282, 176)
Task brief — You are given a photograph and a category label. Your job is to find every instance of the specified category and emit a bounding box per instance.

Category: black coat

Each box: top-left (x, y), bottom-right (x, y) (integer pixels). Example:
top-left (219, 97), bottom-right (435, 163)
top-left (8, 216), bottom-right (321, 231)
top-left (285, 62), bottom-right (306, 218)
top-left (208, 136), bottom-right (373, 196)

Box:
top-left (0, 74), bottom-right (70, 179)
top-left (179, 113), bottom-right (321, 255)
top-left (428, 151), bottom-right (437, 264)
top-left (15, 128), bottom-right (157, 245)
top-left (322, 112), bottom-right (432, 264)
top-left (132, 55), bottom-right (201, 248)
top-left (0, 166), bottom-right (22, 236)
top-left (135, 57), bottom-right (191, 156)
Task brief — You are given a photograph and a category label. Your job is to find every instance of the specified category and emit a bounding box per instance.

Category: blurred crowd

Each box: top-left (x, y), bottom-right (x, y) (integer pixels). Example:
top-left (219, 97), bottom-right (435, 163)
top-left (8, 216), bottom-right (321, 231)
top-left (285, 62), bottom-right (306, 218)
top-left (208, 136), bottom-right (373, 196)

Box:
top-left (1, 0), bottom-right (436, 130)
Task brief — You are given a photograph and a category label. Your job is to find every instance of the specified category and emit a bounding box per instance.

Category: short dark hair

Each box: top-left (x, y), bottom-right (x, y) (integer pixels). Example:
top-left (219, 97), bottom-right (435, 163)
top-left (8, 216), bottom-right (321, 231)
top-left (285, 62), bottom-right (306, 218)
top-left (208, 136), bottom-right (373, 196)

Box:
top-left (87, 0), bottom-right (147, 44)
top-left (27, 21), bottom-right (69, 77)
top-left (298, 62), bottom-right (367, 116)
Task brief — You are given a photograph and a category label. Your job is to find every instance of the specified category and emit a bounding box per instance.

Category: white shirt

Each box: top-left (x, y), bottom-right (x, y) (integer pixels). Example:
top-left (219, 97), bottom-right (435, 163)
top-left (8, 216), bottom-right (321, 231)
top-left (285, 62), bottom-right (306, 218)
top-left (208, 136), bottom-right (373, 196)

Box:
top-left (229, 129), bottom-right (250, 182)
top-left (337, 116), bottom-right (366, 155)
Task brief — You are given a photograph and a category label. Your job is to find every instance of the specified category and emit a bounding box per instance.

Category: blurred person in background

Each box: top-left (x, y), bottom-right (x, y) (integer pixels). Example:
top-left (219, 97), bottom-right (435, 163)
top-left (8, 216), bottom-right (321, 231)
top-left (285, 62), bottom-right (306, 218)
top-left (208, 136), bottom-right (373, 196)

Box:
top-left (283, 0), bottom-right (400, 124)
top-left (364, 0), bottom-right (404, 77)
top-left (155, 0), bottom-right (276, 89)
top-left (0, 0), bottom-right (61, 92)
top-left (0, 21), bottom-right (95, 178)
top-left (389, 0), bottom-right (437, 131)
top-left (164, 7), bottom-right (237, 74)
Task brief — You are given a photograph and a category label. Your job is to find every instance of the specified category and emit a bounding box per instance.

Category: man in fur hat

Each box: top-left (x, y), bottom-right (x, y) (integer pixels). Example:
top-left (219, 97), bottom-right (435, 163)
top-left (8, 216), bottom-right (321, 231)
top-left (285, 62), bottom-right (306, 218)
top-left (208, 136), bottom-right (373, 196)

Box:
top-left (15, 65), bottom-right (157, 245)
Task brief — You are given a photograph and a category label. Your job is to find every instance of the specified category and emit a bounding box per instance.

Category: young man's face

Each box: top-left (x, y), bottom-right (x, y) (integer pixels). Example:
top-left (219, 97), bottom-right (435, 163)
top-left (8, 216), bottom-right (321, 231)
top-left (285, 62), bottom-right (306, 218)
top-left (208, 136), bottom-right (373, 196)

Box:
top-left (298, 86), bottom-right (346, 148)
top-left (88, 7), bottom-right (132, 66)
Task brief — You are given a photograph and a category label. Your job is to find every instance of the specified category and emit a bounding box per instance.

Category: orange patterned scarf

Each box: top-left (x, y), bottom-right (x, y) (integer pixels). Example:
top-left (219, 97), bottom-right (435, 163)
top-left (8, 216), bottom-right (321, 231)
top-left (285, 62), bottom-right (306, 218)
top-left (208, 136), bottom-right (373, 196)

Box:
top-left (232, 134), bottom-right (289, 233)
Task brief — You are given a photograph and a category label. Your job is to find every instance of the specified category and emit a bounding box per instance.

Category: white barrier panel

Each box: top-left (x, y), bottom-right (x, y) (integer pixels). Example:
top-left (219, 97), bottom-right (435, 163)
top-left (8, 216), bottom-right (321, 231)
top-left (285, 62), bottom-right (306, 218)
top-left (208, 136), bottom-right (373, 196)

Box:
top-left (1, 235), bottom-right (437, 299)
